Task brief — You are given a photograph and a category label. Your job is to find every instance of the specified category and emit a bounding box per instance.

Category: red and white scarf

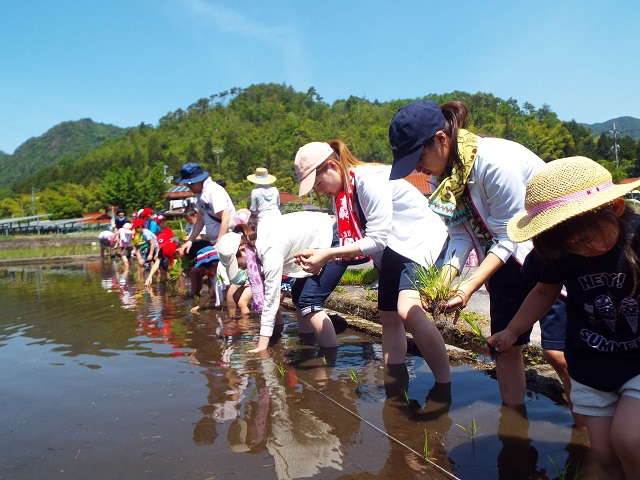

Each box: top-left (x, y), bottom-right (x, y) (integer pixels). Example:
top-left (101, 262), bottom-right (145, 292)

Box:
top-left (334, 169), bottom-right (370, 263)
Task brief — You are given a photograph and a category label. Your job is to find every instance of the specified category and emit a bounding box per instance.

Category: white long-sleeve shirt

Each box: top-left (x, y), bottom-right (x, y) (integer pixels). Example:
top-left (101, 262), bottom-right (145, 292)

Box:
top-left (347, 165), bottom-right (447, 267)
top-left (256, 211), bottom-right (334, 337)
top-left (442, 136), bottom-right (543, 272)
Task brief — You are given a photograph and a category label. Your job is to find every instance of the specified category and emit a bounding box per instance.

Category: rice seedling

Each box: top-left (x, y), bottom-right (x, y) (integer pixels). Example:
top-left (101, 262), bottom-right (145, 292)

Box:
top-left (400, 387), bottom-right (410, 405)
top-left (167, 260), bottom-right (183, 282)
top-left (275, 361), bottom-right (286, 377)
top-left (458, 310), bottom-right (500, 359)
top-left (411, 256), bottom-right (472, 318)
top-left (548, 455), bottom-right (582, 480)
top-left (347, 367), bottom-right (361, 385)
top-left (456, 418), bottom-right (478, 439)
top-left (321, 356), bottom-right (327, 366)
top-left (363, 287), bottom-right (378, 302)
top-left (423, 429), bottom-right (437, 462)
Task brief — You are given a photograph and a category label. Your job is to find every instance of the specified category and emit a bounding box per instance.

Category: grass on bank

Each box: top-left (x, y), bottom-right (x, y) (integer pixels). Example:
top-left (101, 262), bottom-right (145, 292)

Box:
top-left (338, 268), bottom-right (378, 286)
top-left (0, 244), bottom-right (97, 260)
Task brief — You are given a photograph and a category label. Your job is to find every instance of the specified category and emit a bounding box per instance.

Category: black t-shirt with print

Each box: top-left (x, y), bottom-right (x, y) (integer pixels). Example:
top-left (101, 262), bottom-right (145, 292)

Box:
top-left (523, 223), bottom-right (640, 392)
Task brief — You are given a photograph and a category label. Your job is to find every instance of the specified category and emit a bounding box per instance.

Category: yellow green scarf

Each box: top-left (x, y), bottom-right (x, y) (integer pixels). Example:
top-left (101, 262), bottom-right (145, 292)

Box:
top-left (428, 129), bottom-right (478, 226)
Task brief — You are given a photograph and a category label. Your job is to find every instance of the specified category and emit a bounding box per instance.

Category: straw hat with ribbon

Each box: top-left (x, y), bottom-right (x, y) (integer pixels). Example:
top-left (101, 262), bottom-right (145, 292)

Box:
top-left (508, 156), bottom-right (640, 243)
top-left (247, 167), bottom-right (276, 185)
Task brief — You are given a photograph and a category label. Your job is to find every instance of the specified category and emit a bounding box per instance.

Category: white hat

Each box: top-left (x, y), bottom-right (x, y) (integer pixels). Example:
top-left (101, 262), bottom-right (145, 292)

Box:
top-left (217, 232), bottom-right (242, 281)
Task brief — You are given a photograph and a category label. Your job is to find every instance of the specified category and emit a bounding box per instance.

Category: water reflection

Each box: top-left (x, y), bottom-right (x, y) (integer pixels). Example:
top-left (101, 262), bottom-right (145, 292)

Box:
top-left (0, 262), bottom-right (594, 479)
top-left (382, 363), bottom-right (454, 478)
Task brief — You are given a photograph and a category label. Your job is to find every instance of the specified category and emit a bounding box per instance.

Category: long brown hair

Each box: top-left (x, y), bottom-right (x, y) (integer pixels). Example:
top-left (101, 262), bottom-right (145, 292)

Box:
top-left (233, 223), bottom-right (257, 248)
top-left (314, 139), bottom-right (382, 195)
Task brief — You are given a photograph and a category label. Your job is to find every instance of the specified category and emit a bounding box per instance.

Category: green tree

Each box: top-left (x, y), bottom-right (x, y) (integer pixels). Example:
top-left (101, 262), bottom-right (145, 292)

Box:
top-left (49, 196), bottom-right (83, 220)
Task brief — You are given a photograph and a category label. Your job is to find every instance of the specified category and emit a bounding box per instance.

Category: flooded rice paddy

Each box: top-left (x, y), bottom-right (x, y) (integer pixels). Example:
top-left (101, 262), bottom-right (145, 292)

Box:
top-left (0, 261), bottom-right (595, 479)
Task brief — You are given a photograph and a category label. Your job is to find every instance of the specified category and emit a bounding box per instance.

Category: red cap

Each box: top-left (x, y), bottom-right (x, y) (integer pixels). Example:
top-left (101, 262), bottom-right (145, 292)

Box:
top-left (131, 218), bottom-right (145, 229)
top-left (161, 241), bottom-right (178, 267)
top-left (138, 207), bottom-right (153, 218)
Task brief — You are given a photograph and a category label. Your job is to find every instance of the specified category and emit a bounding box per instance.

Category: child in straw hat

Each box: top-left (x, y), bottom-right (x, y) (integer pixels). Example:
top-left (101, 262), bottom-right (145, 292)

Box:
top-left (489, 157), bottom-right (640, 479)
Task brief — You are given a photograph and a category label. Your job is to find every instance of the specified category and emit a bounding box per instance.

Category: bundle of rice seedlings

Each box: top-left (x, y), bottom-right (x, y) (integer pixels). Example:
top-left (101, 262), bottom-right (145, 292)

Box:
top-left (411, 260), bottom-right (468, 318)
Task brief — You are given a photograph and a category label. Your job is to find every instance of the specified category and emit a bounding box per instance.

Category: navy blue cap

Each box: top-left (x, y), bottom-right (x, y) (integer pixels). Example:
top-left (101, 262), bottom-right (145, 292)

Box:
top-left (388, 101), bottom-right (445, 180)
top-left (178, 163), bottom-right (209, 184)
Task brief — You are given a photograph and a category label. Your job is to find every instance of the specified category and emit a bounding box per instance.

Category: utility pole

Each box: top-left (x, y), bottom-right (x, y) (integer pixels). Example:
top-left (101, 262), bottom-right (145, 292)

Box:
top-left (610, 123), bottom-right (620, 169)
top-left (31, 186), bottom-right (38, 216)
top-left (212, 147), bottom-right (224, 175)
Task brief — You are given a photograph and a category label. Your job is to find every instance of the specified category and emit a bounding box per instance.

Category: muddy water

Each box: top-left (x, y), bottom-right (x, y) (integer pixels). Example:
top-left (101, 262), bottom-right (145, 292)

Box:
top-left (0, 262), bottom-right (595, 479)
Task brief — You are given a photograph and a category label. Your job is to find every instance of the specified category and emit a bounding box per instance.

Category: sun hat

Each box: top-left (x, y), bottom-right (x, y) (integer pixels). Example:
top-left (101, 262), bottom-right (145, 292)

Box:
top-left (155, 214), bottom-right (166, 223)
top-left (388, 100), bottom-right (446, 180)
top-left (177, 163), bottom-right (210, 185)
top-left (508, 157), bottom-right (640, 243)
top-left (247, 167), bottom-right (277, 185)
top-left (122, 222), bottom-right (132, 230)
top-left (131, 218), bottom-right (145, 229)
top-left (217, 232), bottom-right (242, 281)
top-left (294, 142), bottom-right (334, 196)
top-left (194, 246), bottom-right (219, 268)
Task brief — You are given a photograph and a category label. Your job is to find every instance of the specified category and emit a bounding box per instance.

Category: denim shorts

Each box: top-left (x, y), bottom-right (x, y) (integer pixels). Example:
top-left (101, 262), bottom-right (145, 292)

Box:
top-left (488, 257), bottom-right (566, 350)
top-left (291, 222), bottom-right (348, 316)
top-left (280, 276), bottom-right (295, 292)
top-left (291, 261), bottom-right (347, 316)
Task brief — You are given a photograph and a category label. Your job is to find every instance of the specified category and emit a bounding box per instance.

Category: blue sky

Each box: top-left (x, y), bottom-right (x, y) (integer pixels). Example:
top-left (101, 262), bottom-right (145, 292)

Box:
top-left (1, 0), bottom-right (639, 154)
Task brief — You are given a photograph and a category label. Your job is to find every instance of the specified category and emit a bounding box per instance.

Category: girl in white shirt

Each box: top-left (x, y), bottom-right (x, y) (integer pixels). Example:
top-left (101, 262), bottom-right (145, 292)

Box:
top-left (293, 140), bottom-right (451, 385)
top-left (217, 211), bottom-right (336, 353)
top-left (388, 100), bottom-right (571, 409)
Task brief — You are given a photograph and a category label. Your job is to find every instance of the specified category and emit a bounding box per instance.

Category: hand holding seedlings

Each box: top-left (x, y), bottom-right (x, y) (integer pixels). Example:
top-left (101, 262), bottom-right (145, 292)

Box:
top-left (459, 310), bottom-right (501, 359)
top-left (411, 260), bottom-right (474, 321)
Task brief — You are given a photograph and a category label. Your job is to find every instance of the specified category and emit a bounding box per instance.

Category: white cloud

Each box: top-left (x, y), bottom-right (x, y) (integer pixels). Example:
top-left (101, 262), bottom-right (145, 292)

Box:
top-left (176, 0), bottom-right (307, 86)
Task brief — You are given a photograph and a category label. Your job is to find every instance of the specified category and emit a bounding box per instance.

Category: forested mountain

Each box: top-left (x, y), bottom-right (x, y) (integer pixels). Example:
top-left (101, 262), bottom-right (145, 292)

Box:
top-left (0, 119), bottom-right (128, 189)
top-left (2, 83), bottom-right (640, 220)
top-left (583, 116), bottom-right (640, 140)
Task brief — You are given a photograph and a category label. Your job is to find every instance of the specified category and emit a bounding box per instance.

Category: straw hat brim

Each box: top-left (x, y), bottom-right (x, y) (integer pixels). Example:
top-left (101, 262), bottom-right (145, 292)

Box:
top-left (508, 180), bottom-right (640, 243)
top-left (247, 174), bottom-right (276, 185)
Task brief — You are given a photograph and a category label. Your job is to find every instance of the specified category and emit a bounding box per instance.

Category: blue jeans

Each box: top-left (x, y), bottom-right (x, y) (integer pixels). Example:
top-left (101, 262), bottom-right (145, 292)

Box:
top-left (291, 222), bottom-right (347, 316)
